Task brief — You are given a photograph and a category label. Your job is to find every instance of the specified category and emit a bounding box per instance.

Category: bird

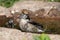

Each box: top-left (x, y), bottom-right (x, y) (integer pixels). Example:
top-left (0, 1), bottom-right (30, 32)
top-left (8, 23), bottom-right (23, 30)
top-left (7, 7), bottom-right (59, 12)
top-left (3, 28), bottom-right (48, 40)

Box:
top-left (19, 13), bottom-right (44, 33)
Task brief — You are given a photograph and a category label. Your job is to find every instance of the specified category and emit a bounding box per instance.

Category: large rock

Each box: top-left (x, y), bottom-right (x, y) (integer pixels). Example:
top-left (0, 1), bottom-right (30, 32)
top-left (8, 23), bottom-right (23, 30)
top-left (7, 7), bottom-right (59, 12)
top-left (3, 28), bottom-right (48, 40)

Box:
top-left (10, 1), bottom-right (60, 11)
top-left (0, 1), bottom-right (60, 33)
top-left (0, 6), bottom-right (12, 17)
top-left (0, 1), bottom-right (60, 17)
top-left (0, 27), bottom-right (60, 40)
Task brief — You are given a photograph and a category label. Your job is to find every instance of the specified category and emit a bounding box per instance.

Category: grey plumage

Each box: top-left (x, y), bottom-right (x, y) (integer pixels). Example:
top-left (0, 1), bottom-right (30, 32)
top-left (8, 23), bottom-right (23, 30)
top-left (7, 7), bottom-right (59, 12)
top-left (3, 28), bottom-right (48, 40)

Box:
top-left (19, 13), bottom-right (44, 33)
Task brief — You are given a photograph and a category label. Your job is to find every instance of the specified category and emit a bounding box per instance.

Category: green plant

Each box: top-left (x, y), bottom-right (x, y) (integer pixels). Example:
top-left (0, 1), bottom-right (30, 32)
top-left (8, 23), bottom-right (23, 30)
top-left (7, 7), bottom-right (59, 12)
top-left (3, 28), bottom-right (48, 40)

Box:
top-left (0, 0), bottom-right (19, 8)
top-left (33, 33), bottom-right (50, 40)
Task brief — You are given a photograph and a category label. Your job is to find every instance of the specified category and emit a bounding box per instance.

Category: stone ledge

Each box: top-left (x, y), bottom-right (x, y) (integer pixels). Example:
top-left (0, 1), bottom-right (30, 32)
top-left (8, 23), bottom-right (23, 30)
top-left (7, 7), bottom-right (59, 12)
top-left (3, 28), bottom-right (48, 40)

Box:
top-left (0, 27), bottom-right (60, 40)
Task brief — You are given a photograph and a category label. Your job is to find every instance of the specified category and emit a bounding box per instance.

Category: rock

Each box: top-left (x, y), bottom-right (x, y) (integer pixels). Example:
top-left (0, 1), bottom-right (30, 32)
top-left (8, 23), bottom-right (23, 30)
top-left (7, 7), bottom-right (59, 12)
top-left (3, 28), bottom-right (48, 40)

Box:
top-left (0, 1), bottom-right (60, 18)
top-left (0, 1), bottom-right (60, 33)
top-left (10, 1), bottom-right (60, 12)
top-left (0, 6), bottom-right (12, 17)
top-left (0, 27), bottom-right (60, 40)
